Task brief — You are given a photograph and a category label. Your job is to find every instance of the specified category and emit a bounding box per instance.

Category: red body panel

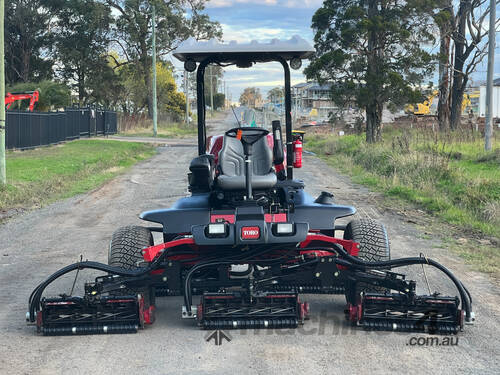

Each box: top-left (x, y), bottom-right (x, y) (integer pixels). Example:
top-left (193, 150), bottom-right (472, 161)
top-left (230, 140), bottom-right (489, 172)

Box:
top-left (142, 233), bottom-right (359, 264)
top-left (210, 213), bottom-right (287, 224)
top-left (142, 237), bottom-right (196, 263)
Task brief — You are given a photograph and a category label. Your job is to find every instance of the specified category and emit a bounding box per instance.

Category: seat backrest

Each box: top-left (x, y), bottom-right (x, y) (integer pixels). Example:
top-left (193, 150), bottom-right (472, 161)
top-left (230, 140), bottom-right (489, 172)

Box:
top-left (219, 135), bottom-right (273, 177)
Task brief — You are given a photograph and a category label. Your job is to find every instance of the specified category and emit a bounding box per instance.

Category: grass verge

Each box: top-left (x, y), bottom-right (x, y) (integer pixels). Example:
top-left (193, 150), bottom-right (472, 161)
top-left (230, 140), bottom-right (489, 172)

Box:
top-left (119, 121), bottom-right (197, 138)
top-left (0, 140), bottom-right (156, 215)
top-left (306, 126), bottom-right (499, 275)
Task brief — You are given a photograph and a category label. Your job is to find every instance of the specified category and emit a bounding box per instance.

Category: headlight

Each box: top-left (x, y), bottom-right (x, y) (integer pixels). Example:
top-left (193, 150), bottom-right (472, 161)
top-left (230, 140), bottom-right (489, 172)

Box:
top-left (274, 223), bottom-right (295, 235)
top-left (206, 223), bottom-right (228, 237)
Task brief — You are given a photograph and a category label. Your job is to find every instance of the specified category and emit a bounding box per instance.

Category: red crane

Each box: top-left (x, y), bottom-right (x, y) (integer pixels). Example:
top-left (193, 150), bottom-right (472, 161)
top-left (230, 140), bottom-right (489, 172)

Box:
top-left (5, 90), bottom-right (40, 111)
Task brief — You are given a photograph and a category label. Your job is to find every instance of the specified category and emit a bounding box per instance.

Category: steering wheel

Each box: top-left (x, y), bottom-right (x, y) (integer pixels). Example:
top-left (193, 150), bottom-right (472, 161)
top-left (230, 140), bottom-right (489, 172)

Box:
top-left (225, 127), bottom-right (269, 151)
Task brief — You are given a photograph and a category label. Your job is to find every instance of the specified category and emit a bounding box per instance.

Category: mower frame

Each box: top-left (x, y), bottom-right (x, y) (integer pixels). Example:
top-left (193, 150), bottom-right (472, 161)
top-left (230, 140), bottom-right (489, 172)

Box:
top-left (27, 38), bottom-right (474, 336)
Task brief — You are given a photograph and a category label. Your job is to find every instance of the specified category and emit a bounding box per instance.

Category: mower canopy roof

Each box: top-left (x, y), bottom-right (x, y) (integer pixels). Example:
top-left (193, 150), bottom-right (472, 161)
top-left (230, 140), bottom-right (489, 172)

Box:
top-left (173, 35), bottom-right (314, 63)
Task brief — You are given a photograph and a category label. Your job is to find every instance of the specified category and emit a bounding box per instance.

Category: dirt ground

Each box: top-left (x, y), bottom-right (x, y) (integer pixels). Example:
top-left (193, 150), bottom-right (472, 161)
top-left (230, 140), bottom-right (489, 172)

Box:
top-left (0, 111), bottom-right (499, 375)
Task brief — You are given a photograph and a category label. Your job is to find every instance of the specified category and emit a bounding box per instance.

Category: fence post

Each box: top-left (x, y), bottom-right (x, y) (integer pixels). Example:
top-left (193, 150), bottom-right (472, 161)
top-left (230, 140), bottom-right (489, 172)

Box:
top-left (0, 0), bottom-right (6, 185)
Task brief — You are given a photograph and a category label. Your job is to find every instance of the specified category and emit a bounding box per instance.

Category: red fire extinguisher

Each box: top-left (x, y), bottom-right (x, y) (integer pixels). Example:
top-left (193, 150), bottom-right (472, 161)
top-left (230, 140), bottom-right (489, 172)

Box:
top-left (293, 138), bottom-right (303, 168)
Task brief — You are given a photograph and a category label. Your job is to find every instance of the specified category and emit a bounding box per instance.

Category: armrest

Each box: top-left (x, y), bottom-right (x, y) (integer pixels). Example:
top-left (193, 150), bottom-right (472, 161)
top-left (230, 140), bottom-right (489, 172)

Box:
top-left (188, 154), bottom-right (215, 192)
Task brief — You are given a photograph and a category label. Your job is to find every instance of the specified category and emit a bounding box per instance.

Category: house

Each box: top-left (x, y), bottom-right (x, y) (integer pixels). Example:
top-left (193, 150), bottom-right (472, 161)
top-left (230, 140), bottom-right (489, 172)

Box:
top-left (479, 78), bottom-right (500, 119)
top-left (292, 82), bottom-right (335, 120)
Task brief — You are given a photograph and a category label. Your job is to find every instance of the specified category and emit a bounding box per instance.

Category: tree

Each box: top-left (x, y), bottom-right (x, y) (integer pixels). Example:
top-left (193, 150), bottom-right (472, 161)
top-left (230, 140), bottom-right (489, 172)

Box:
top-left (5, 1), bottom-right (54, 85)
top-left (239, 87), bottom-right (262, 107)
top-left (106, 0), bottom-right (221, 118)
top-left (203, 64), bottom-right (224, 109)
top-left (156, 62), bottom-right (185, 116)
top-left (305, 0), bottom-right (435, 143)
top-left (449, 0), bottom-right (498, 130)
top-left (267, 86), bottom-right (284, 104)
top-left (46, 0), bottom-right (114, 106)
top-left (213, 93), bottom-right (225, 110)
top-left (114, 60), bottom-right (185, 116)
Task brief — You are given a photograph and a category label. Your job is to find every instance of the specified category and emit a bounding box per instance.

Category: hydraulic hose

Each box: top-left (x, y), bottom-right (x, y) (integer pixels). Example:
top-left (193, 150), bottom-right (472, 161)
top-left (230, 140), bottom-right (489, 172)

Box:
top-left (182, 244), bottom-right (294, 314)
top-left (28, 247), bottom-right (193, 322)
top-left (308, 244), bottom-right (473, 322)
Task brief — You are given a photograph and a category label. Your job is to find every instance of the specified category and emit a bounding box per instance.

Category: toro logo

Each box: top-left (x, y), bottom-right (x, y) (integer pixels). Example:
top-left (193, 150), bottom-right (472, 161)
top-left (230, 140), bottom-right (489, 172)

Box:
top-left (241, 226), bottom-right (260, 240)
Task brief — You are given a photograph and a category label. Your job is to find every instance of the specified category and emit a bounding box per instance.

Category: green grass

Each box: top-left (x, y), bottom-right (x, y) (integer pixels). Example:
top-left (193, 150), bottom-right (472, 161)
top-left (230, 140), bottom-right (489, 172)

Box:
top-left (119, 121), bottom-right (197, 138)
top-left (306, 128), bottom-right (500, 275)
top-left (0, 140), bottom-right (156, 213)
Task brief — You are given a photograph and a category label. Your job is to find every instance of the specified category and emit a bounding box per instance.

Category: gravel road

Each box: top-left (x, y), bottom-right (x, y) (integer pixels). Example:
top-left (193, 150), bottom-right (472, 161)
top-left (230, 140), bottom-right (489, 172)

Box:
top-left (1, 111), bottom-right (499, 375)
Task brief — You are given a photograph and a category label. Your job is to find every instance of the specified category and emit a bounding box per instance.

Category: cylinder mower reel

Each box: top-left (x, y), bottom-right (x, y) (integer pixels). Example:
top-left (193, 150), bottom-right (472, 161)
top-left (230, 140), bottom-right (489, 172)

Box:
top-left (27, 37), bottom-right (473, 336)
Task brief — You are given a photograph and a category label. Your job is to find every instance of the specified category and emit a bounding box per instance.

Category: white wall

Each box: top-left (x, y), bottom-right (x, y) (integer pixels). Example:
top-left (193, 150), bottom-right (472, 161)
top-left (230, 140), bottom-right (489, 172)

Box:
top-left (479, 86), bottom-right (500, 118)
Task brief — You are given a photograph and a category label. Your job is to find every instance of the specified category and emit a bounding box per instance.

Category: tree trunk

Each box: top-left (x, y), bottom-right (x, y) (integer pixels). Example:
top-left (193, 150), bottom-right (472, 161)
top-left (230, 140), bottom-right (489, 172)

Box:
top-left (437, 27), bottom-right (451, 130)
top-left (21, 49), bottom-right (30, 82)
top-left (435, 1), bottom-right (455, 131)
top-left (365, 101), bottom-right (382, 143)
top-left (365, 0), bottom-right (382, 143)
top-left (451, 75), bottom-right (468, 130)
top-left (78, 68), bottom-right (85, 106)
top-left (450, 0), bottom-right (469, 130)
top-left (450, 69), bottom-right (465, 130)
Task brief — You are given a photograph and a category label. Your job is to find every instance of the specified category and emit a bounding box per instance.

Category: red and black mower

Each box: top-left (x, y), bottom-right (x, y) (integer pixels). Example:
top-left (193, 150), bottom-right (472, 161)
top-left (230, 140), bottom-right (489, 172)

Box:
top-left (27, 37), bottom-right (474, 336)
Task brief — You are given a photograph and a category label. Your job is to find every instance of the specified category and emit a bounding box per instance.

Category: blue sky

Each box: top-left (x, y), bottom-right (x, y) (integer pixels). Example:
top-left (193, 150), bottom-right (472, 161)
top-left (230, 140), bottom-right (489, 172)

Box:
top-left (171, 0), bottom-right (499, 102)
top-left (178, 0), bottom-right (323, 101)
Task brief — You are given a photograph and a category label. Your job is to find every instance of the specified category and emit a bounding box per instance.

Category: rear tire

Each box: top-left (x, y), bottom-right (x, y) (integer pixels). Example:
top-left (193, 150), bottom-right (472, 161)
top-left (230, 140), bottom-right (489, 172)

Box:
top-left (343, 219), bottom-right (390, 293)
top-left (108, 226), bottom-right (154, 305)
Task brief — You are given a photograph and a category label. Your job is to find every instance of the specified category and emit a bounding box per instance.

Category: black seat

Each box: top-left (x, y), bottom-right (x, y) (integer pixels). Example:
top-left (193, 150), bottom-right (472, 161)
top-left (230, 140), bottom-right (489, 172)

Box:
top-left (217, 132), bottom-right (277, 191)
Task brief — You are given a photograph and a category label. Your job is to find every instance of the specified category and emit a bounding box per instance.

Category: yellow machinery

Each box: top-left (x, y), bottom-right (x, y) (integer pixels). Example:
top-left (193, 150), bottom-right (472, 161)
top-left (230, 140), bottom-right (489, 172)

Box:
top-left (405, 90), bottom-right (478, 116)
top-left (463, 91), bottom-right (480, 114)
top-left (405, 90), bottom-right (438, 115)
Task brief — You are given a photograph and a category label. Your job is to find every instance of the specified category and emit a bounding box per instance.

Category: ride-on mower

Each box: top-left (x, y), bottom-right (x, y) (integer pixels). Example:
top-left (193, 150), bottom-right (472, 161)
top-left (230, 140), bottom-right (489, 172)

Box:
top-left (27, 37), bottom-right (474, 335)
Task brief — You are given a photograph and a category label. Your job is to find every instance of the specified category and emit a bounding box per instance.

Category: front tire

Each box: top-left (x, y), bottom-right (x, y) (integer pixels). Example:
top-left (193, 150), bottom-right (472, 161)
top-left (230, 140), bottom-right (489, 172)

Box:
top-left (343, 219), bottom-right (390, 293)
top-left (108, 226), bottom-right (154, 306)
top-left (108, 226), bottom-right (153, 269)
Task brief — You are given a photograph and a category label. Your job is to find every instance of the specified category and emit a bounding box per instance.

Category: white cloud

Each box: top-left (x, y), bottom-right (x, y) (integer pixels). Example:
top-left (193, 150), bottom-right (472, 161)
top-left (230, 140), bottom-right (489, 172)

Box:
top-left (208, 0), bottom-right (322, 8)
top-left (208, 0), bottom-right (278, 8)
top-left (283, 0), bottom-right (323, 8)
top-left (220, 23), bottom-right (304, 43)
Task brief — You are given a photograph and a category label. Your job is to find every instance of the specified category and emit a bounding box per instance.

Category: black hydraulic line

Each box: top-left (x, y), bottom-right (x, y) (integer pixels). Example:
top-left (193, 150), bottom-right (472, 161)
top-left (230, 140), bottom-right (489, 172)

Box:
top-left (183, 245), bottom-right (315, 311)
top-left (28, 245), bottom-right (185, 321)
top-left (29, 261), bottom-right (145, 321)
top-left (28, 245), bottom-right (222, 307)
top-left (29, 242), bottom-right (283, 321)
top-left (298, 244), bottom-right (471, 307)
top-left (182, 244), bottom-right (292, 313)
top-left (183, 251), bottom-right (324, 313)
top-left (29, 240), bottom-right (473, 324)
top-left (183, 260), bottom-right (236, 315)
top-left (306, 244), bottom-right (472, 321)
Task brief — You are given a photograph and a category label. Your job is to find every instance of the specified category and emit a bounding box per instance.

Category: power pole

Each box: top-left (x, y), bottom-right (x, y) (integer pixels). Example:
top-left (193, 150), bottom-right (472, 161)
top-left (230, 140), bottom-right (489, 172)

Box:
top-left (184, 72), bottom-right (189, 125)
top-left (152, 5), bottom-right (158, 137)
top-left (0, 0), bottom-right (6, 185)
top-left (209, 66), bottom-right (214, 117)
top-left (484, 0), bottom-right (495, 151)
